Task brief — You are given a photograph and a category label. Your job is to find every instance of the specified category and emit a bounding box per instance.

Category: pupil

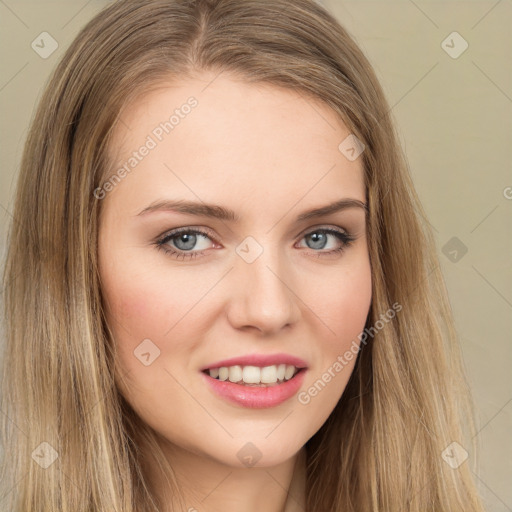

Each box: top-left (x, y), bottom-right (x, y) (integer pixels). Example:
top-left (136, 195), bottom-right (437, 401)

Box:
top-left (308, 232), bottom-right (326, 250)
top-left (175, 233), bottom-right (196, 250)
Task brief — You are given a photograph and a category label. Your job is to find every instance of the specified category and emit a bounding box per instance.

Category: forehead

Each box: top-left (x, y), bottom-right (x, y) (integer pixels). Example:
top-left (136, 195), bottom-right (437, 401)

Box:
top-left (105, 72), bottom-right (365, 218)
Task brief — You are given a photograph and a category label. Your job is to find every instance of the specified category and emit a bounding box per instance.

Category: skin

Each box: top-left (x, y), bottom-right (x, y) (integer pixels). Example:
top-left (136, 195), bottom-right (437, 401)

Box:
top-left (98, 72), bottom-right (372, 512)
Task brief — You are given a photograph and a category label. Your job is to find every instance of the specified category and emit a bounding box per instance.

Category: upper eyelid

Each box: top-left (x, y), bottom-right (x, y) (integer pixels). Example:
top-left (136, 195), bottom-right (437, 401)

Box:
top-left (157, 224), bottom-right (352, 246)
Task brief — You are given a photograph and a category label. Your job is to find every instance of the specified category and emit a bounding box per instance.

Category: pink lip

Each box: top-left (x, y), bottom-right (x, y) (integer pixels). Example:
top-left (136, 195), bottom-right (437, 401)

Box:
top-left (200, 353), bottom-right (308, 371)
top-left (201, 368), bottom-right (307, 409)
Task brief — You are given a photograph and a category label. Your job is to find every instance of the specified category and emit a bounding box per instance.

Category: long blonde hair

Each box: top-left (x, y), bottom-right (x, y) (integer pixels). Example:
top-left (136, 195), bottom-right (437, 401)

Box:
top-left (1, 0), bottom-right (485, 510)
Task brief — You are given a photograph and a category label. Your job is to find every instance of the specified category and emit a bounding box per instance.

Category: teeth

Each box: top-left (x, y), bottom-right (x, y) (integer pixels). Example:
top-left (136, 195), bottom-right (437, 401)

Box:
top-left (259, 364), bottom-right (275, 383)
top-left (276, 363), bottom-right (286, 381)
top-left (218, 367), bottom-right (229, 381)
top-left (284, 364), bottom-right (296, 380)
top-left (243, 365), bottom-right (261, 384)
top-left (228, 365), bottom-right (243, 383)
top-left (207, 364), bottom-right (299, 385)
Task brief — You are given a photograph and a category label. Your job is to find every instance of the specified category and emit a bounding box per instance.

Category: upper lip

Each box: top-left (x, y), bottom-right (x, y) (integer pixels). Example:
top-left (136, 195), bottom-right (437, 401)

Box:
top-left (200, 353), bottom-right (308, 371)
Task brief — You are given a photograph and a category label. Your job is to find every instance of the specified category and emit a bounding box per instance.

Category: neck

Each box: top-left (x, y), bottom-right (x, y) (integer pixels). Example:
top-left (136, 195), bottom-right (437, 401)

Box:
top-left (142, 438), bottom-right (307, 512)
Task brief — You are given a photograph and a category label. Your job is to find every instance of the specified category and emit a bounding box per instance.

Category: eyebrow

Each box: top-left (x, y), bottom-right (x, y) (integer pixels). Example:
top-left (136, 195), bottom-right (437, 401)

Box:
top-left (136, 198), bottom-right (367, 222)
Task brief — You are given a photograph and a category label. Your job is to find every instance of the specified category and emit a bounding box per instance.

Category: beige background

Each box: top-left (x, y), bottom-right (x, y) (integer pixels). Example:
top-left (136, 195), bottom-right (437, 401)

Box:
top-left (0, 0), bottom-right (511, 510)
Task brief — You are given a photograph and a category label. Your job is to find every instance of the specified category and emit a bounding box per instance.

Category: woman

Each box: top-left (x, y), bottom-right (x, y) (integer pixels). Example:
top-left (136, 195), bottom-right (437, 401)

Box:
top-left (0, 0), bottom-right (486, 510)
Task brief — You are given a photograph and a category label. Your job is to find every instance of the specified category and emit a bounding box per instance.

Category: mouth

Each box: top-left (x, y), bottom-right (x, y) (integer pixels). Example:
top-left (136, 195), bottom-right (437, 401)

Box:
top-left (202, 364), bottom-right (304, 387)
top-left (199, 353), bottom-right (309, 408)
top-left (200, 364), bottom-right (308, 408)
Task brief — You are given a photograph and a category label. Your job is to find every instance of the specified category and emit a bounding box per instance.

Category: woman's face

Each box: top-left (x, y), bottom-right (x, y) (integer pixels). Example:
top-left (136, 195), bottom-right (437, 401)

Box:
top-left (98, 72), bottom-right (372, 469)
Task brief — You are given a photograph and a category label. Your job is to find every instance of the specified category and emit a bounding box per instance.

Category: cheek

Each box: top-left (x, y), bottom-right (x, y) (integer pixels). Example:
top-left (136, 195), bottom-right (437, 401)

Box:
top-left (100, 263), bottom-right (190, 367)
top-left (102, 273), bottom-right (162, 336)
top-left (297, 259), bottom-right (371, 419)
top-left (317, 257), bottom-right (372, 352)
top-left (101, 270), bottom-right (203, 413)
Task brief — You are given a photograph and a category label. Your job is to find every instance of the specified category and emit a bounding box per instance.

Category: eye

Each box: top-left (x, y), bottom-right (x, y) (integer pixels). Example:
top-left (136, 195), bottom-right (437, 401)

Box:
top-left (296, 227), bottom-right (356, 257)
top-left (154, 226), bottom-right (356, 260)
top-left (155, 227), bottom-right (216, 260)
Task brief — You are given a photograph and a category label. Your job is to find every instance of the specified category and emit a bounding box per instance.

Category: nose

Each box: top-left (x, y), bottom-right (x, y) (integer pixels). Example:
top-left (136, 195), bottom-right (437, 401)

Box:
top-left (226, 245), bottom-right (301, 335)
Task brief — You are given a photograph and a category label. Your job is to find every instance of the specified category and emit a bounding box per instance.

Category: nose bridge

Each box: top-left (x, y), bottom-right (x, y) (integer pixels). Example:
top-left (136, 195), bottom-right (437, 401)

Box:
top-left (228, 235), bottom-right (299, 333)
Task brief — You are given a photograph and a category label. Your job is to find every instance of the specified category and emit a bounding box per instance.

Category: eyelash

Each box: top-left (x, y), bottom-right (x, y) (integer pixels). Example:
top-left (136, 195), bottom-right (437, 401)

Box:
top-left (154, 226), bottom-right (356, 261)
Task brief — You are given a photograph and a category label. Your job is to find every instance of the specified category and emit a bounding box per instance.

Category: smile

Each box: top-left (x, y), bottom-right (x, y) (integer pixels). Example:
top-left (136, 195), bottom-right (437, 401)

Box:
top-left (201, 366), bottom-right (307, 408)
top-left (203, 363), bottom-right (300, 386)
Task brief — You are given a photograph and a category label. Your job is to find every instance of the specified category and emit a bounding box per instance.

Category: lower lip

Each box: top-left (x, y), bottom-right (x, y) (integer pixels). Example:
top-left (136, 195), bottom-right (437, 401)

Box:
top-left (201, 369), bottom-right (307, 409)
